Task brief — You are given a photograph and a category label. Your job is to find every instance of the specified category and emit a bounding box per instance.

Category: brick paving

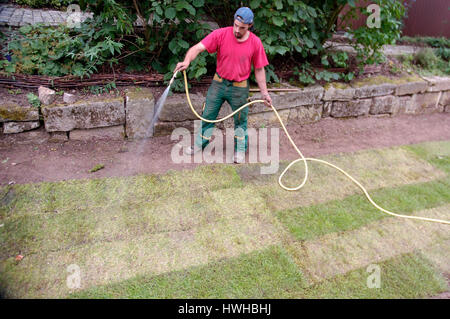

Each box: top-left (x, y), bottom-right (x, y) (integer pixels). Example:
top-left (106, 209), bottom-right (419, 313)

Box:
top-left (0, 4), bottom-right (92, 27)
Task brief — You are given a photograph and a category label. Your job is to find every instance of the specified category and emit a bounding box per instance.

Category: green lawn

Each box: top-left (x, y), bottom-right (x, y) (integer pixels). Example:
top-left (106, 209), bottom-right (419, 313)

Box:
top-left (1, 141), bottom-right (449, 298)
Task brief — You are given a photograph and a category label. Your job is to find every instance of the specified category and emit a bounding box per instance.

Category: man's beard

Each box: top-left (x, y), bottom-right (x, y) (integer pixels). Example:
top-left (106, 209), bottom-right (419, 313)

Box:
top-left (234, 32), bottom-right (243, 39)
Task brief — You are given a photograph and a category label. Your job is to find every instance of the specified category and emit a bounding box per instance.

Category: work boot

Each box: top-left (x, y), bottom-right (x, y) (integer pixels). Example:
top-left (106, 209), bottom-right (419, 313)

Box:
top-left (185, 145), bottom-right (202, 155)
top-left (234, 151), bottom-right (245, 164)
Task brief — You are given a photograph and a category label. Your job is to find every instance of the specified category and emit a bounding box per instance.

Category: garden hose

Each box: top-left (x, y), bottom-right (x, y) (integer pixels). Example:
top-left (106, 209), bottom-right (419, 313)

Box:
top-left (178, 70), bottom-right (450, 225)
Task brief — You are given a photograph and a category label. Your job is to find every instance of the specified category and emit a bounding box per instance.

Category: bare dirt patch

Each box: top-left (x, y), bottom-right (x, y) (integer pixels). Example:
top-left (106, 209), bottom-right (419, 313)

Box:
top-left (0, 113), bottom-right (449, 186)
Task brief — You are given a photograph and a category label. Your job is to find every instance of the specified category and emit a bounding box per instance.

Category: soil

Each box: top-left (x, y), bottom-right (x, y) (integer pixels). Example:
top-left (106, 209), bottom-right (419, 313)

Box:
top-left (0, 113), bottom-right (449, 186)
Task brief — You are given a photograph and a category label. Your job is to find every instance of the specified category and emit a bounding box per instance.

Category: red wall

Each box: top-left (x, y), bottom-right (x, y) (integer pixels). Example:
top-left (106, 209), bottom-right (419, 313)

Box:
top-left (338, 0), bottom-right (450, 38)
top-left (402, 0), bottom-right (449, 37)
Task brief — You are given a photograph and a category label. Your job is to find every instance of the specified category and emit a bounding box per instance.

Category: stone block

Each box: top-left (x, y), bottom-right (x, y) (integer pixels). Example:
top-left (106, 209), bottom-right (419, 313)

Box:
top-left (423, 76), bottom-right (450, 92)
top-left (288, 104), bottom-right (323, 125)
top-left (323, 84), bottom-right (355, 101)
top-left (38, 86), bottom-right (56, 105)
top-left (322, 102), bottom-right (332, 117)
top-left (42, 97), bottom-right (125, 132)
top-left (354, 83), bottom-right (396, 98)
top-left (63, 92), bottom-right (77, 104)
top-left (0, 103), bottom-right (39, 122)
top-left (158, 92), bottom-right (205, 122)
top-left (1, 127), bottom-right (49, 144)
top-left (153, 120), bottom-right (195, 137)
top-left (392, 96), bottom-right (412, 115)
top-left (438, 91), bottom-right (449, 107)
top-left (370, 95), bottom-right (398, 115)
top-left (250, 85), bottom-right (324, 113)
top-left (395, 81), bottom-right (428, 96)
top-left (3, 121), bottom-right (40, 134)
top-left (70, 125), bottom-right (124, 141)
top-left (407, 92), bottom-right (442, 114)
top-left (331, 99), bottom-right (372, 117)
top-left (247, 109), bottom-right (290, 128)
top-left (125, 87), bottom-right (155, 139)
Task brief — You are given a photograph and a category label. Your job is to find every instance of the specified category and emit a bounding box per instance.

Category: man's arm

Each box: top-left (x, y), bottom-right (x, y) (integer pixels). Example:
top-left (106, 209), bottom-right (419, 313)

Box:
top-left (254, 67), bottom-right (272, 107)
top-left (174, 42), bottom-right (206, 72)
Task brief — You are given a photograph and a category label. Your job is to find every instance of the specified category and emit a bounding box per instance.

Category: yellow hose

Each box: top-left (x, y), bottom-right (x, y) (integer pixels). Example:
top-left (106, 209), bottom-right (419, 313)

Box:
top-left (181, 70), bottom-right (450, 225)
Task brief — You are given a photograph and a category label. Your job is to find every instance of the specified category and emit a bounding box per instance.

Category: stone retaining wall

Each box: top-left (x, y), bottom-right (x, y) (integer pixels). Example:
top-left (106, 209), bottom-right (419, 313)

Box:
top-left (1, 75), bottom-right (449, 141)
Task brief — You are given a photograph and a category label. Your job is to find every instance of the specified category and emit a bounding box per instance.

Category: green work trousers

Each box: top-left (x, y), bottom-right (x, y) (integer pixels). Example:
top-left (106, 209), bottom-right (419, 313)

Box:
top-left (194, 73), bottom-right (249, 153)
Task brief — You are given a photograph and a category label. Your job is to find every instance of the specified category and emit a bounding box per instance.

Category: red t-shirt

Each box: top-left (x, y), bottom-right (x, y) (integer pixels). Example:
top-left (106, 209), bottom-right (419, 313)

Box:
top-left (201, 27), bottom-right (269, 82)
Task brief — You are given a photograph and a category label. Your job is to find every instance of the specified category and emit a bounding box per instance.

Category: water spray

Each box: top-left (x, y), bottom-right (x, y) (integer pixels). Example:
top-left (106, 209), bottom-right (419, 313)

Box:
top-left (149, 71), bottom-right (179, 136)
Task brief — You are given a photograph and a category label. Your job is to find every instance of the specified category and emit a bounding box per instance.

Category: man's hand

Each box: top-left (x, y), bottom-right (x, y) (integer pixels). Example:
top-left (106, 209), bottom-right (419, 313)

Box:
top-left (174, 61), bottom-right (189, 73)
top-left (254, 67), bottom-right (272, 107)
top-left (262, 92), bottom-right (272, 107)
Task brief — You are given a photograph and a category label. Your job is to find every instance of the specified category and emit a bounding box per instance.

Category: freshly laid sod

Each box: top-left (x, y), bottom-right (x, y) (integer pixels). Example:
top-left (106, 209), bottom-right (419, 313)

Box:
top-left (298, 252), bottom-right (447, 299)
top-left (0, 141), bottom-right (449, 298)
top-left (276, 178), bottom-right (450, 241)
top-left (70, 249), bottom-right (446, 299)
top-left (70, 246), bottom-right (306, 299)
top-left (287, 205), bottom-right (449, 282)
top-left (237, 147), bottom-right (445, 211)
top-left (405, 142), bottom-right (450, 174)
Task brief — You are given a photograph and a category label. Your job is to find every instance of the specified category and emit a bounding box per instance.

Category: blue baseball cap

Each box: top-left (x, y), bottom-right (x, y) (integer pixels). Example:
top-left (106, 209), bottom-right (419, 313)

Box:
top-left (234, 7), bottom-right (254, 25)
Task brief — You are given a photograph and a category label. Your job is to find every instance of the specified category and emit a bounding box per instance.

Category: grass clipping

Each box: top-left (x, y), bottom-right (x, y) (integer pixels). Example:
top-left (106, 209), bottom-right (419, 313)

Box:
top-left (89, 164), bottom-right (105, 173)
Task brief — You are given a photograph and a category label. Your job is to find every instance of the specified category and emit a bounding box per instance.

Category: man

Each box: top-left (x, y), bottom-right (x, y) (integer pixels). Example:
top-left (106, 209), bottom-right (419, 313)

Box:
top-left (174, 7), bottom-right (272, 163)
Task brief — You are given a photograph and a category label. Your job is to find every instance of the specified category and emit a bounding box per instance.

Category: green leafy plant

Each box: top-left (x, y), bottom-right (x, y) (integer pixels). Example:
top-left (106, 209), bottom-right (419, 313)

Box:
top-left (341, 0), bottom-right (405, 69)
top-left (89, 81), bottom-right (117, 95)
top-left (6, 19), bottom-right (123, 77)
top-left (315, 70), bottom-right (340, 82)
top-left (342, 71), bottom-right (355, 82)
top-left (399, 50), bottom-right (450, 77)
top-left (292, 56), bottom-right (354, 86)
top-left (0, 60), bottom-right (16, 74)
top-left (249, 64), bottom-right (279, 86)
top-left (330, 52), bottom-right (350, 68)
top-left (399, 54), bottom-right (414, 73)
top-left (79, 0), bottom-right (213, 89)
top-left (292, 63), bottom-right (316, 85)
top-left (2, 0), bottom-right (407, 89)
top-left (27, 93), bottom-right (41, 108)
top-left (401, 36), bottom-right (450, 62)
top-left (8, 89), bottom-right (22, 95)
top-left (414, 48), bottom-right (440, 69)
